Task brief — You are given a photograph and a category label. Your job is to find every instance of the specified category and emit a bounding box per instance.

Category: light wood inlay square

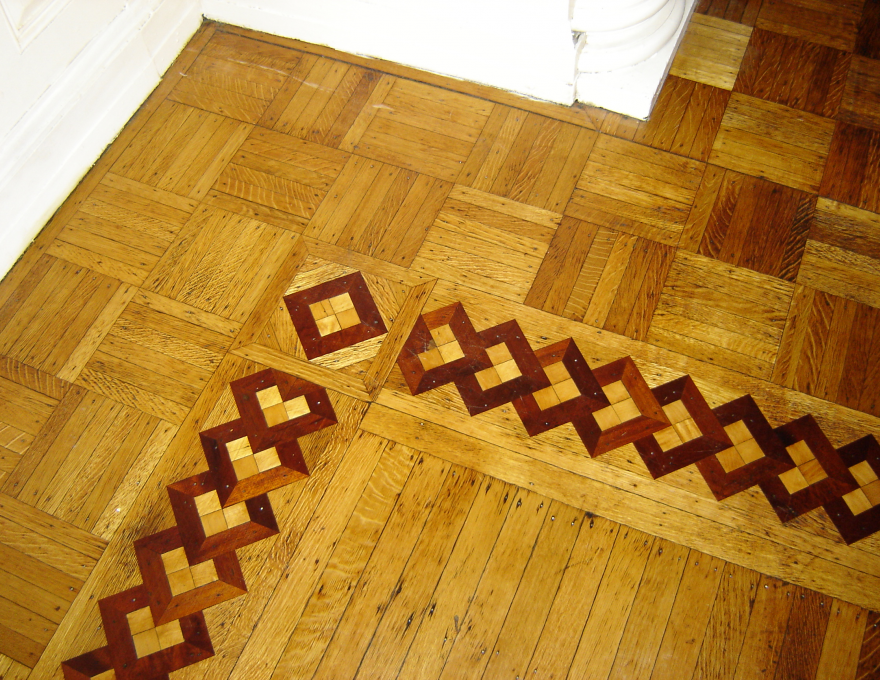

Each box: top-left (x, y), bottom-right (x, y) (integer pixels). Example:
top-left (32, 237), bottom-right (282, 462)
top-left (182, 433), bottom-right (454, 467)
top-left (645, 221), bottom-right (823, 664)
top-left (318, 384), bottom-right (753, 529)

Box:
top-left (737, 438), bottom-right (766, 464)
top-left (255, 447), bottom-right (282, 472)
top-left (655, 427), bottom-right (684, 452)
top-left (594, 405), bottom-right (622, 430)
top-left (717, 446), bottom-right (746, 473)
top-left (843, 487), bottom-right (873, 515)
top-left (495, 359), bottom-right (522, 383)
top-left (533, 386), bottom-right (561, 411)
top-left (437, 340), bottom-right (465, 363)
top-left (486, 343), bottom-right (514, 365)
top-left (191, 560), bottom-right (219, 588)
top-left (284, 396), bottom-right (310, 420)
top-left (232, 455), bottom-right (260, 480)
top-left (662, 400), bottom-right (690, 425)
top-left (612, 398), bottom-right (641, 423)
top-left (786, 440), bottom-right (815, 466)
top-left (475, 367), bottom-right (503, 391)
top-left (853, 460), bottom-right (880, 487)
top-left (602, 380), bottom-right (629, 405)
top-left (780, 466), bottom-right (809, 494)
top-left (256, 385), bottom-right (283, 409)
top-left (553, 378), bottom-right (580, 403)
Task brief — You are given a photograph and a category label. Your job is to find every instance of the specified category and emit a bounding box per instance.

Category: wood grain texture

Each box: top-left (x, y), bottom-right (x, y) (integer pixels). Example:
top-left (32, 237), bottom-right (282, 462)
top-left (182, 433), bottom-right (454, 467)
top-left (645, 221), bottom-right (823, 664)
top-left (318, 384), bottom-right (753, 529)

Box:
top-left (821, 121), bottom-right (880, 214)
top-left (734, 28), bottom-right (850, 117)
top-left (567, 135), bottom-right (705, 246)
top-left (670, 14), bottom-right (752, 90)
top-left (841, 55), bottom-right (880, 133)
top-left (696, 0), bottom-right (764, 26)
top-left (710, 93), bottom-right (836, 192)
top-left (756, 0), bottom-right (863, 52)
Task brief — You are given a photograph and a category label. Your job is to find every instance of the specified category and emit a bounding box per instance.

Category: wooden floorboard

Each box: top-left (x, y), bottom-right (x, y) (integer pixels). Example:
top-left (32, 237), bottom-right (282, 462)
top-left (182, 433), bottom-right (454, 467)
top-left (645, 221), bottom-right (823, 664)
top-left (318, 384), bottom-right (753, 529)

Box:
top-left (2, 8), bottom-right (880, 678)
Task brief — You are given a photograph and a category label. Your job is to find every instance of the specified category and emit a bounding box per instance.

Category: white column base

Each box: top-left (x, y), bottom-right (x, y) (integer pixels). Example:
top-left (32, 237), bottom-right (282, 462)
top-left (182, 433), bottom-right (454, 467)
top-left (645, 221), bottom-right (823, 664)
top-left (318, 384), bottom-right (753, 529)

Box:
top-left (574, 0), bottom-right (697, 120)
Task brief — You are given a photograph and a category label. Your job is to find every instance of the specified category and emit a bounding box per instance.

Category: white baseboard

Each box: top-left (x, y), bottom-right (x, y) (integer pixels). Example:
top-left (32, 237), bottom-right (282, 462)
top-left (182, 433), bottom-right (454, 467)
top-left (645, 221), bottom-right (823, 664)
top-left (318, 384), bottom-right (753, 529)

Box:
top-left (0, 0), bottom-right (202, 279)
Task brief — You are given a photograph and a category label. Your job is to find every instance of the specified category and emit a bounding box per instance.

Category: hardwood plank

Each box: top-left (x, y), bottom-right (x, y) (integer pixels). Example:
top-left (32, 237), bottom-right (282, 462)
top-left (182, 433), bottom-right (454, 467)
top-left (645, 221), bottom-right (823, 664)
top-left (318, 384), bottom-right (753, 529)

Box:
top-left (755, 0), bottom-right (862, 52)
top-left (732, 575), bottom-right (794, 680)
top-left (697, 0), bottom-right (764, 26)
top-left (814, 600), bottom-right (864, 680)
top-left (773, 588), bottom-right (831, 680)
top-left (568, 527), bottom-right (655, 679)
top-left (670, 14), bottom-right (752, 90)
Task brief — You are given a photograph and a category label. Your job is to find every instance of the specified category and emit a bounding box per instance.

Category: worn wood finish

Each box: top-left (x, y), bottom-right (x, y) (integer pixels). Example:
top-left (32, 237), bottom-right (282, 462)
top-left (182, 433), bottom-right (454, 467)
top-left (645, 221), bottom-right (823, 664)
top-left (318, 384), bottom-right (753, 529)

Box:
top-left (2, 10), bottom-right (880, 679)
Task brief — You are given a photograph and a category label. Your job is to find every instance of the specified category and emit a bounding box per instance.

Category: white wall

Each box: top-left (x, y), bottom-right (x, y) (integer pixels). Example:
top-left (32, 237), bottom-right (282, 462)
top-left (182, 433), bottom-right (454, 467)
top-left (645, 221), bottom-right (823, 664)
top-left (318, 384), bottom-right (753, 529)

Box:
top-left (0, 0), bottom-right (575, 280)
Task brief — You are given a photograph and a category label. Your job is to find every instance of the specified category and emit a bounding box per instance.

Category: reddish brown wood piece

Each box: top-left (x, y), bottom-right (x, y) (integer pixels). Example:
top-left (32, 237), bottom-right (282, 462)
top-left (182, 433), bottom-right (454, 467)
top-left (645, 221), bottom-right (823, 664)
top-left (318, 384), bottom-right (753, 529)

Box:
top-left (134, 526), bottom-right (247, 625)
top-left (696, 395), bottom-right (794, 500)
top-left (634, 375), bottom-right (732, 479)
top-left (824, 436), bottom-right (880, 544)
top-left (61, 647), bottom-right (127, 680)
top-left (97, 585), bottom-right (213, 680)
top-left (283, 271), bottom-right (387, 359)
top-left (760, 415), bottom-right (858, 522)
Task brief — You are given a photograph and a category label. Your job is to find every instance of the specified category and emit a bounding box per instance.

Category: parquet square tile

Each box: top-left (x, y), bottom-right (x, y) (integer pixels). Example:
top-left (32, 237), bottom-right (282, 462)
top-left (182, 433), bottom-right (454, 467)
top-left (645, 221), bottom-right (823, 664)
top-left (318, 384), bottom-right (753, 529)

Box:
top-left (856, 1), bottom-right (880, 59)
top-left (755, 0), bottom-right (863, 52)
top-left (284, 271), bottom-right (388, 359)
top-left (634, 376), bottom-right (732, 479)
top-left (696, 0), bottom-right (764, 26)
top-left (109, 100), bottom-right (251, 202)
top-left (0, 255), bottom-right (124, 377)
top-left (170, 32), bottom-right (302, 124)
top-left (820, 121), bottom-right (880, 213)
top-left (262, 55), bottom-right (383, 148)
top-left (840, 56), bottom-right (880, 132)
top-left (167, 471), bottom-right (279, 565)
top-left (566, 135), bottom-right (705, 246)
top-left (759, 415), bottom-right (858, 522)
top-left (602, 76), bottom-right (731, 162)
top-left (453, 320), bottom-right (548, 416)
top-left (647, 250), bottom-right (794, 381)
top-left (76, 290), bottom-right (234, 424)
top-left (304, 155), bottom-right (452, 264)
top-left (710, 93), bottom-right (836, 192)
top-left (773, 284), bottom-right (880, 418)
top-left (97, 585), bottom-right (212, 679)
top-left (133, 527), bottom-right (246, 625)
top-left (670, 14), bottom-right (753, 90)
top-left (682, 168), bottom-right (815, 282)
top-left (413, 185), bottom-right (560, 303)
top-left (208, 126), bottom-right (349, 231)
top-left (798, 198), bottom-right (880, 309)
top-left (696, 395), bottom-right (794, 500)
top-left (733, 28), bottom-right (850, 117)
top-left (339, 76), bottom-right (494, 182)
top-left (47, 173), bottom-right (195, 286)
top-left (145, 206), bottom-right (301, 323)
top-left (458, 108), bottom-right (597, 211)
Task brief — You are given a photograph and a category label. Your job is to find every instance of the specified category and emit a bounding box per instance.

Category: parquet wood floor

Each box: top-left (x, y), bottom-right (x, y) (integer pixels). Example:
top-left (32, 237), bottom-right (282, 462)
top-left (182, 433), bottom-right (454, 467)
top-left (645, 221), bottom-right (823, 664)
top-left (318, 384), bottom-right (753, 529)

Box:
top-left (3, 7), bottom-right (880, 679)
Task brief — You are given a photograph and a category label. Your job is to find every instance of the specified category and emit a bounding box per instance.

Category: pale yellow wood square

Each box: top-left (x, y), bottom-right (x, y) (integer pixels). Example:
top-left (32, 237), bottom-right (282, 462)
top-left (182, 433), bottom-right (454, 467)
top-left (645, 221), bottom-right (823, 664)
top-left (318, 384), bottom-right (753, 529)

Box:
top-left (263, 402), bottom-right (289, 427)
top-left (336, 307), bottom-right (361, 329)
top-left (316, 314), bottom-right (342, 337)
top-left (674, 418), bottom-right (702, 443)
top-left (662, 400), bottom-right (690, 425)
top-left (716, 447), bottom-right (746, 474)
top-left (224, 502), bottom-right (251, 528)
top-left (161, 547), bottom-right (189, 575)
top-left (594, 405), bottom-right (622, 430)
top-left (201, 510), bottom-right (228, 537)
top-left (156, 620), bottom-right (184, 649)
top-left (191, 560), bottom-right (219, 588)
top-left (655, 427), bottom-right (684, 453)
top-left (737, 438), bottom-right (765, 464)
top-left (843, 488), bottom-right (873, 516)
top-left (418, 347), bottom-right (445, 370)
top-left (495, 359), bottom-right (522, 383)
top-left (475, 367), bottom-right (502, 391)
top-left (167, 567), bottom-right (195, 596)
top-left (486, 343), bottom-right (514, 366)
top-left (786, 440), bottom-right (815, 466)
top-left (800, 459), bottom-right (827, 486)
top-left (533, 386), bottom-right (561, 411)
top-left (132, 629), bottom-right (161, 659)
top-left (780, 467), bottom-right (809, 494)
top-left (553, 379), bottom-right (580, 403)
top-left (126, 607), bottom-right (155, 636)
top-left (284, 395), bottom-right (310, 420)
top-left (602, 380), bottom-right (629, 404)
top-left (309, 299), bottom-right (334, 321)
top-left (669, 14), bottom-right (751, 90)
top-left (438, 340), bottom-right (465, 363)
top-left (544, 361), bottom-right (571, 385)
top-left (226, 436), bottom-right (253, 461)
top-left (233, 455), bottom-right (259, 480)
top-left (195, 490), bottom-right (222, 517)
top-left (850, 460), bottom-right (879, 487)
top-left (724, 420), bottom-right (752, 446)
top-left (255, 447), bottom-right (282, 472)
top-left (256, 385), bottom-right (283, 409)
top-left (329, 292), bottom-right (354, 313)
top-left (430, 324), bottom-right (456, 346)
top-left (613, 398), bottom-right (641, 423)
top-left (863, 479), bottom-right (880, 506)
